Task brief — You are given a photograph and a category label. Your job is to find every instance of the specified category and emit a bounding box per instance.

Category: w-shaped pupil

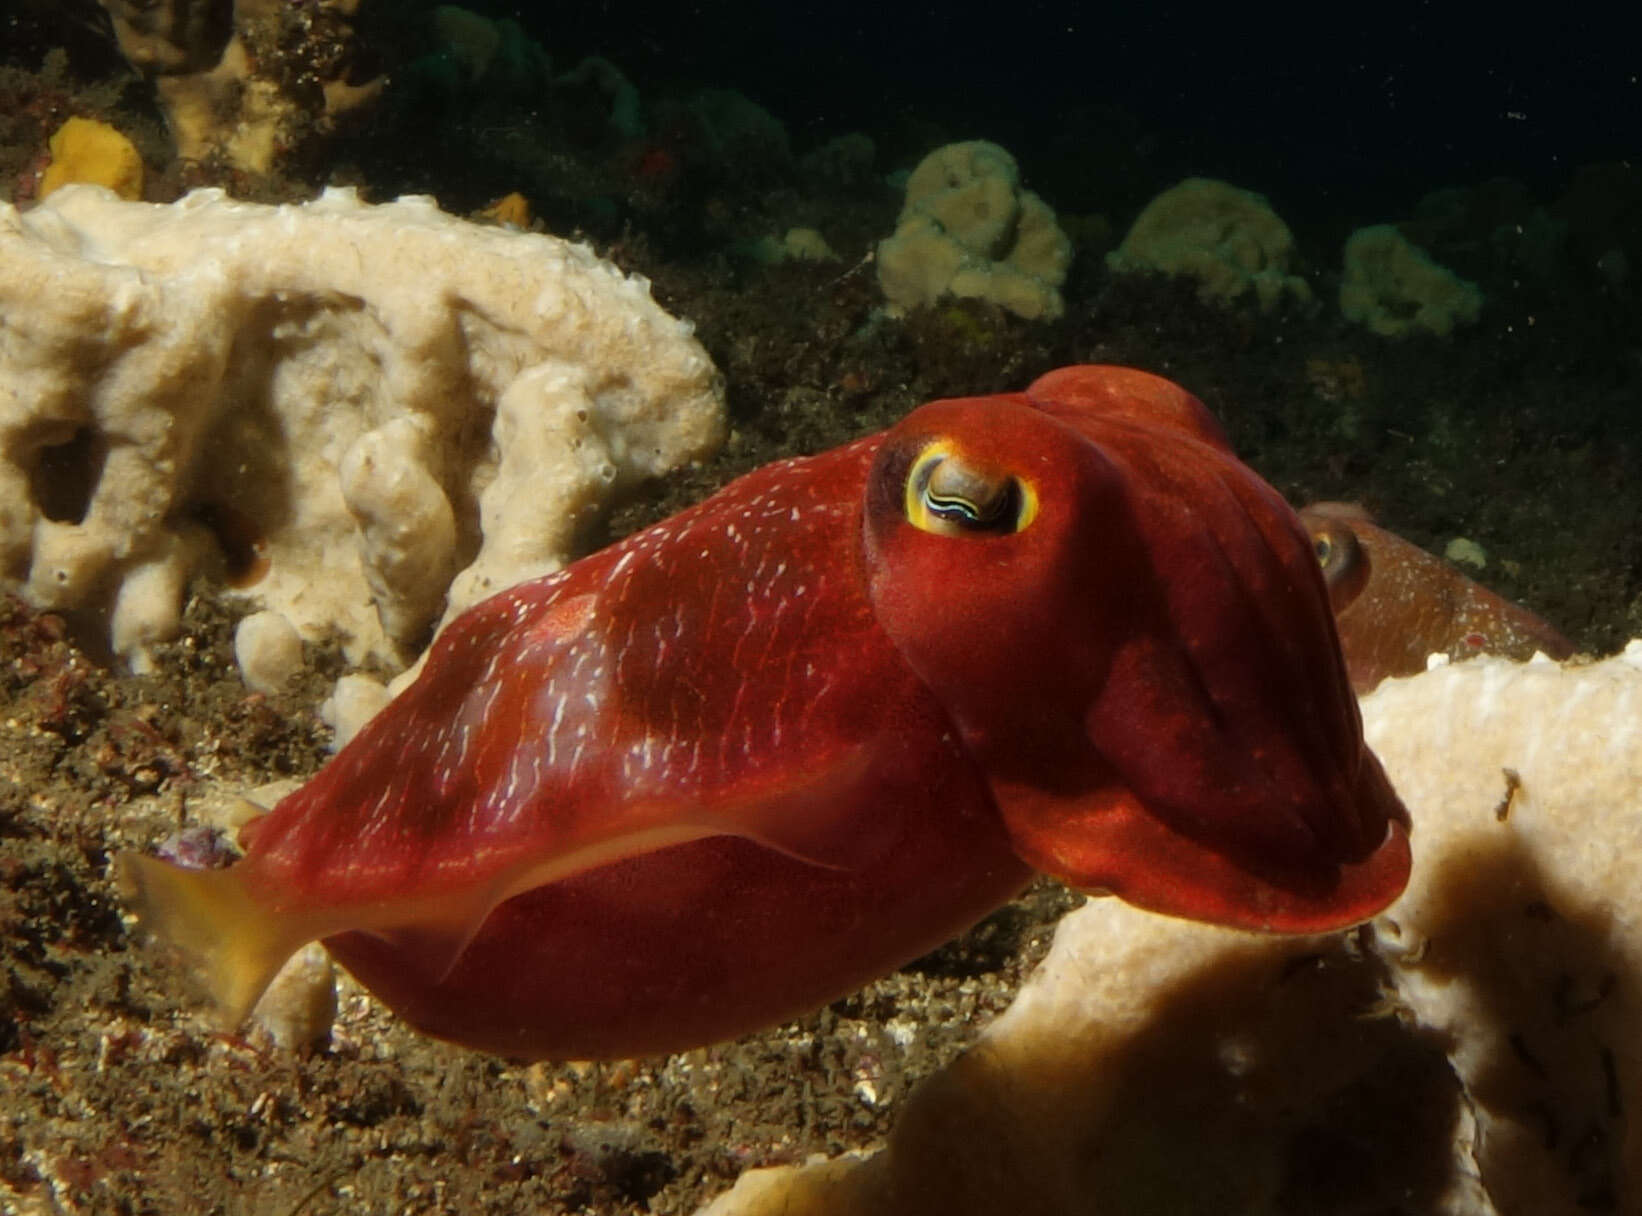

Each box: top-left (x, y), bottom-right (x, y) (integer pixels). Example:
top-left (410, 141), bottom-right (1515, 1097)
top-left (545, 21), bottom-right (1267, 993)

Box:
top-left (922, 457), bottom-right (1018, 531)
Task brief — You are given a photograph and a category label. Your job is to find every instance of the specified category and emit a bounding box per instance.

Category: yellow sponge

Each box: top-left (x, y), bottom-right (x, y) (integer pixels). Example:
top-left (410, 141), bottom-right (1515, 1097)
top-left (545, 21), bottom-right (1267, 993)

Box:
top-left (478, 191), bottom-right (531, 228)
top-left (39, 116), bottom-right (144, 201)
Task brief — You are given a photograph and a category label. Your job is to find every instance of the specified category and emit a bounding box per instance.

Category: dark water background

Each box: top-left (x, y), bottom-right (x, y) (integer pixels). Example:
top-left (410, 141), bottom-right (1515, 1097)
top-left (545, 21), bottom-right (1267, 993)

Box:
top-left (522, 5), bottom-right (1636, 216)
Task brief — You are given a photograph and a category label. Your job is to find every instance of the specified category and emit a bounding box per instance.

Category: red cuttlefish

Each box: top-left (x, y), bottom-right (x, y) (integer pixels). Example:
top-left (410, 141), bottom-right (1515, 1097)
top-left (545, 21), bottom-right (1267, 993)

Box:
top-left (121, 366), bottom-right (1412, 1059)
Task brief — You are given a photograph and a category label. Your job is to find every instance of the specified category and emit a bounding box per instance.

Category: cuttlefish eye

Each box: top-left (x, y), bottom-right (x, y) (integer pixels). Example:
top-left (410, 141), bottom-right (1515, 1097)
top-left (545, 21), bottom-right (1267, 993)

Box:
top-left (904, 441), bottom-right (1038, 537)
top-left (1304, 516), bottom-right (1369, 613)
top-left (1309, 521), bottom-right (1360, 586)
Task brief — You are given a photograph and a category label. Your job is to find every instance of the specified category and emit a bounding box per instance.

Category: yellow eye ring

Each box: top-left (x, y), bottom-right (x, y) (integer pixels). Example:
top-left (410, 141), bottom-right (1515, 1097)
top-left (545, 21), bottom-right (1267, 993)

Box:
top-left (903, 441), bottom-right (1038, 537)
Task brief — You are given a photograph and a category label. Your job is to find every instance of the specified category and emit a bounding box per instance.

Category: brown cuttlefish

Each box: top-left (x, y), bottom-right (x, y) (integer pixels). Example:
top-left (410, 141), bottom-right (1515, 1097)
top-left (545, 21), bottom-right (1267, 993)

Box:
top-left (1300, 501), bottom-right (1574, 694)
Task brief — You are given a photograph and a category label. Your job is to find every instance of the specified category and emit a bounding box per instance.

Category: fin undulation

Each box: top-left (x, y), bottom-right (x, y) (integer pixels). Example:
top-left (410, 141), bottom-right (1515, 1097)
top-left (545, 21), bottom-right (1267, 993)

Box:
top-left (358, 880), bottom-right (528, 986)
top-left (359, 822), bottom-right (733, 985)
top-left (116, 853), bottom-right (301, 1028)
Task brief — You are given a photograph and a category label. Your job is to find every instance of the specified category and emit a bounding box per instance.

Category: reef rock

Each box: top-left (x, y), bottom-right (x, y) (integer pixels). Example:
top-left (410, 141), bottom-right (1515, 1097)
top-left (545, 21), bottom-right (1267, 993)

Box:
top-left (95, 0), bottom-right (383, 172)
top-left (0, 185), bottom-right (724, 705)
top-left (701, 644), bottom-right (1642, 1216)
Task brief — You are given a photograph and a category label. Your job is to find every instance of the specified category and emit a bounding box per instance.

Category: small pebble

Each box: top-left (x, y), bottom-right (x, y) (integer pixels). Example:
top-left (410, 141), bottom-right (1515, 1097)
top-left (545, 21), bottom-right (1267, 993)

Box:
top-left (251, 942), bottom-right (337, 1053)
top-left (234, 610), bottom-right (305, 694)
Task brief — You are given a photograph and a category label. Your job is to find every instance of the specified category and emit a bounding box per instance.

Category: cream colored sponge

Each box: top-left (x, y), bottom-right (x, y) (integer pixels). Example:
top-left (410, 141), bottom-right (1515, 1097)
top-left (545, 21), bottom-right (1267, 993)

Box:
top-left (1108, 177), bottom-right (1312, 311)
top-left (877, 141), bottom-right (1072, 320)
top-left (0, 186), bottom-right (724, 695)
top-left (1340, 223), bottom-right (1483, 337)
top-left (701, 644), bottom-right (1642, 1215)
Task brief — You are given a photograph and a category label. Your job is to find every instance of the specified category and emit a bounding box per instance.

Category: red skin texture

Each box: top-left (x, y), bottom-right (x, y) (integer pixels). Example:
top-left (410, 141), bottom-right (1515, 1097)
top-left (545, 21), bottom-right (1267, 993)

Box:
top-left (226, 366), bottom-right (1410, 1060)
top-left (1301, 501), bottom-right (1575, 694)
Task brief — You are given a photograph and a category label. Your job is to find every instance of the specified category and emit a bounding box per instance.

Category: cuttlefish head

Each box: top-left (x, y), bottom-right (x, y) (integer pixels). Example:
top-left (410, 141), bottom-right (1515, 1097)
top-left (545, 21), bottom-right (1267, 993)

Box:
top-left (863, 365), bottom-right (1411, 933)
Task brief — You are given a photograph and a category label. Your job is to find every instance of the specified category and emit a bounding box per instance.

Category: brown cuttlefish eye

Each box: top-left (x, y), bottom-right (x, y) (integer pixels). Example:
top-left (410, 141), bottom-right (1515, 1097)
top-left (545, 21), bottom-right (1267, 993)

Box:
top-left (1304, 515), bottom-right (1370, 614)
top-left (1310, 520), bottom-right (1362, 585)
top-left (903, 441), bottom-right (1039, 538)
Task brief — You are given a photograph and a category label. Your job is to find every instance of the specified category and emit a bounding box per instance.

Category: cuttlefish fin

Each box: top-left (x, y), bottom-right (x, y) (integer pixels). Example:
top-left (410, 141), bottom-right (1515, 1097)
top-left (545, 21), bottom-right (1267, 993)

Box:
top-left (116, 853), bottom-right (307, 1029)
top-left (687, 742), bottom-right (895, 872)
top-left (359, 881), bottom-right (542, 985)
top-left (356, 797), bottom-right (878, 990)
top-left (356, 747), bottom-right (897, 985)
